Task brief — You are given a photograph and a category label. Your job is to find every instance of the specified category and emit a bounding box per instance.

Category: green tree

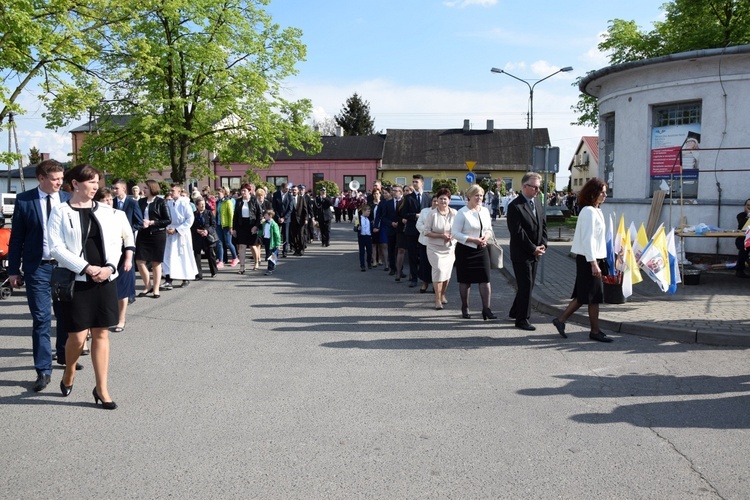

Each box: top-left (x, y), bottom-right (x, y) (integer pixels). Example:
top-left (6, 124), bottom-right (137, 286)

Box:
top-left (76, 0), bottom-right (321, 183)
top-left (0, 0), bottom-right (125, 166)
top-left (431, 178), bottom-right (459, 195)
top-left (572, 0), bottom-right (750, 128)
top-left (335, 93), bottom-right (375, 136)
top-left (314, 180), bottom-right (339, 198)
top-left (28, 147), bottom-right (41, 165)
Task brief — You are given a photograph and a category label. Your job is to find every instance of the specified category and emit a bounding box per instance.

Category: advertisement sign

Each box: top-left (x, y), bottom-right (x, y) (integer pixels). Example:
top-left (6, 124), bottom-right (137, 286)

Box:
top-left (650, 124), bottom-right (700, 197)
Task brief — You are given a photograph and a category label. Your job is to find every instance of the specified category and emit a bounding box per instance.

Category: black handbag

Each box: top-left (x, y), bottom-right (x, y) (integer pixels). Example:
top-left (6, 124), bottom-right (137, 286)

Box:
top-left (50, 266), bottom-right (76, 302)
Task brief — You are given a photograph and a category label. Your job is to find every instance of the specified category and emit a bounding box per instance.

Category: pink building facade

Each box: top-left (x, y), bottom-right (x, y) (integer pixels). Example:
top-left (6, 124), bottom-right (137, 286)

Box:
top-left (210, 135), bottom-right (386, 192)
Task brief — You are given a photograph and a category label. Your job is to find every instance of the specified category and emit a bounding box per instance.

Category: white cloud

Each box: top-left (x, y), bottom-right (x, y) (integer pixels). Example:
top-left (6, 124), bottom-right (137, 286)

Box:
top-left (444, 0), bottom-right (497, 7)
top-left (16, 128), bottom-right (72, 165)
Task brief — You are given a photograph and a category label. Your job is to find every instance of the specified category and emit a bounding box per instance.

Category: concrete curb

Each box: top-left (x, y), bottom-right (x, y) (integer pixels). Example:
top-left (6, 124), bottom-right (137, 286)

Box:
top-left (499, 265), bottom-right (749, 348)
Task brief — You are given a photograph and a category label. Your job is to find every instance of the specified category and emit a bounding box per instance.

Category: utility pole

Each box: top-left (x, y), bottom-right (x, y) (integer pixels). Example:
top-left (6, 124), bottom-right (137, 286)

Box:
top-left (8, 112), bottom-right (25, 191)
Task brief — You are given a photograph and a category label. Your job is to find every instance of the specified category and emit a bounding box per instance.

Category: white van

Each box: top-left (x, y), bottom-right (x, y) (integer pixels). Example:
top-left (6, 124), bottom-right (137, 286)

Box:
top-left (1, 193), bottom-right (16, 220)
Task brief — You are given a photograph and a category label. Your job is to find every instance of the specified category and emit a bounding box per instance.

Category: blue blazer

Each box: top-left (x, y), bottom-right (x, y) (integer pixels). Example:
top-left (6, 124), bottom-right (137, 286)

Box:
top-left (116, 196), bottom-right (144, 232)
top-left (375, 198), bottom-right (398, 233)
top-left (7, 188), bottom-right (72, 276)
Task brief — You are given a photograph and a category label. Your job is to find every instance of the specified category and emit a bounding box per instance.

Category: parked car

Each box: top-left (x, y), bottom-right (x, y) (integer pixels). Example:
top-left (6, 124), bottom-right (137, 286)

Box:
top-left (449, 195), bottom-right (466, 211)
top-left (0, 193), bottom-right (16, 220)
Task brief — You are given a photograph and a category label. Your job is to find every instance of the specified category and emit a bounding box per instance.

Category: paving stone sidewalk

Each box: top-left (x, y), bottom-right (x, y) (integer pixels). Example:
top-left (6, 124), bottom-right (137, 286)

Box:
top-left (492, 219), bottom-right (750, 347)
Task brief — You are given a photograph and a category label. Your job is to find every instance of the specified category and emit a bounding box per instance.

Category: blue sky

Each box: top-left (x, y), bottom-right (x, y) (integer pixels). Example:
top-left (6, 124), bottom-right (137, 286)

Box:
top-left (11, 0), bottom-right (665, 185)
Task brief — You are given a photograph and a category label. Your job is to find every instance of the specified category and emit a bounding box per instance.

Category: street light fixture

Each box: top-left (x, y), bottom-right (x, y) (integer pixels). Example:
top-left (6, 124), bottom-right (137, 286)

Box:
top-left (490, 66), bottom-right (573, 170)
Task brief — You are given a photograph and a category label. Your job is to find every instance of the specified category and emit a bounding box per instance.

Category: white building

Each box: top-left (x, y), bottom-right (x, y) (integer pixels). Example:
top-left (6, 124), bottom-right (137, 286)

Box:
top-left (581, 44), bottom-right (750, 255)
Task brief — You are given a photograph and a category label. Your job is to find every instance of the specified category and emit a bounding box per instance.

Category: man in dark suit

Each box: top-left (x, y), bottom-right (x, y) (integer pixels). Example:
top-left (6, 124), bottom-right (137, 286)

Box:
top-left (111, 179), bottom-right (143, 303)
top-left (7, 159), bottom-right (80, 392)
top-left (272, 182), bottom-right (295, 257)
top-left (403, 175), bottom-right (432, 287)
top-left (374, 186), bottom-right (398, 273)
top-left (314, 187), bottom-right (333, 246)
top-left (507, 172), bottom-right (547, 331)
top-left (289, 185), bottom-right (308, 255)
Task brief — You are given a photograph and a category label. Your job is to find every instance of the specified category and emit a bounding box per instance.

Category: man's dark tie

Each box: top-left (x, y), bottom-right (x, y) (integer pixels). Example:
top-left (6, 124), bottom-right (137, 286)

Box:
top-left (417, 193), bottom-right (421, 206)
top-left (530, 199), bottom-right (536, 216)
top-left (46, 194), bottom-right (52, 218)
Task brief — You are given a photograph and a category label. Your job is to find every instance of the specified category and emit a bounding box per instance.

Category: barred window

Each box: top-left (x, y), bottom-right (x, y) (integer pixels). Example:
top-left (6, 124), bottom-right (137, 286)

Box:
top-left (653, 103), bottom-right (701, 127)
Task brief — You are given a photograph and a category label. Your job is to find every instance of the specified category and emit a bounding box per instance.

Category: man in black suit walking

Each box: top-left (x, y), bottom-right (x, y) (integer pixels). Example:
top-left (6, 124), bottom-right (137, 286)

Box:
top-left (403, 175), bottom-right (432, 287)
top-left (507, 172), bottom-right (547, 331)
top-left (272, 183), bottom-right (295, 257)
top-left (314, 187), bottom-right (332, 246)
top-left (7, 159), bottom-right (81, 392)
top-left (379, 185), bottom-right (402, 274)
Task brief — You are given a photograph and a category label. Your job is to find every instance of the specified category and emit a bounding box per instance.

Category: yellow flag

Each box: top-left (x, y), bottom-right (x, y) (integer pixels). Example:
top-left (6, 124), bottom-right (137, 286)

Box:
top-left (633, 223), bottom-right (649, 262)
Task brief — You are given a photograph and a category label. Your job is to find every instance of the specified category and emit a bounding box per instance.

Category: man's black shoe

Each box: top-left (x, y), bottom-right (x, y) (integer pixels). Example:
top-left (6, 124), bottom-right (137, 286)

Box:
top-left (57, 358), bottom-right (84, 370)
top-left (408, 281), bottom-right (418, 288)
top-left (33, 374), bottom-right (51, 392)
top-left (181, 280), bottom-right (190, 287)
top-left (388, 270), bottom-right (396, 275)
top-left (515, 322), bottom-right (536, 331)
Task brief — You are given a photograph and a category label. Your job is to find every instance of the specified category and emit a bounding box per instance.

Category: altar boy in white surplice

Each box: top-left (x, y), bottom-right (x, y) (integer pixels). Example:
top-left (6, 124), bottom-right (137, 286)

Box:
top-left (162, 184), bottom-right (198, 288)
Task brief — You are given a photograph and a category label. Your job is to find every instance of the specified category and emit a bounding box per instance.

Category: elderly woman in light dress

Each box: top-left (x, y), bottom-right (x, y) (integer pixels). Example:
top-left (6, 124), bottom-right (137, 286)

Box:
top-left (421, 188), bottom-right (458, 310)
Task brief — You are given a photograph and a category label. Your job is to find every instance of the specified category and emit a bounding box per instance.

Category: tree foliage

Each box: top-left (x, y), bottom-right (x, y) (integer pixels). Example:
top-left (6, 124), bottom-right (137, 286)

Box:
top-left (68, 0), bottom-right (321, 183)
top-left (431, 178), bottom-right (459, 195)
top-left (335, 93), bottom-right (375, 136)
top-left (314, 179), bottom-right (339, 198)
top-left (572, 0), bottom-right (750, 128)
top-left (28, 147), bottom-right (41, 164)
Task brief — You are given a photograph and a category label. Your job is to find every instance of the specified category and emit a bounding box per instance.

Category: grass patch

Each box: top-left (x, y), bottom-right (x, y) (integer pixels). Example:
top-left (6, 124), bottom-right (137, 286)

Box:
top-left (547, 216), bottom-right (578, 230)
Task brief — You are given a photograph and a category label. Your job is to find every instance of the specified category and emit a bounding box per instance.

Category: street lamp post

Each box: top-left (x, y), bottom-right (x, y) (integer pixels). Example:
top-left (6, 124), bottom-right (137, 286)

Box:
top-left (490, 66), bottom-right (573, 170)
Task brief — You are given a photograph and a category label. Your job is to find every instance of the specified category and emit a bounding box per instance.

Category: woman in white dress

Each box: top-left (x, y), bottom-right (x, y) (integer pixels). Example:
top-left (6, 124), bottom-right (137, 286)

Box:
top-left (423, 188), bottom-right (457, 309)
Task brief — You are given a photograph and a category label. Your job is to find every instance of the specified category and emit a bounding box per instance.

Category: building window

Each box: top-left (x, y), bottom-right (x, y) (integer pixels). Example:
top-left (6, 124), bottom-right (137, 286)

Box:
top-left (603, 114), bottom-right (615, 196)
top-left (220, 177), bottom-right (242, 189)
top-left (267, 176), bottom-right (288, 187)
top-left (394, 177), bottom-right (406, 186)
top-left (423, 177), bottom-right (433, 192)
top-left (502, 178), bottom-right (513, 191)
top-left (653, 103), bottom-right (701, 127)
top-left (343, 175), bottom-right (366, 192)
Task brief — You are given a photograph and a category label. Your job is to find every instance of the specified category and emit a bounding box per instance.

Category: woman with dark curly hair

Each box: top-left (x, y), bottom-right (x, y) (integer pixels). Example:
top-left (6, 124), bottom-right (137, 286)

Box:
top-left (552, 178), bottom-right (613, 342)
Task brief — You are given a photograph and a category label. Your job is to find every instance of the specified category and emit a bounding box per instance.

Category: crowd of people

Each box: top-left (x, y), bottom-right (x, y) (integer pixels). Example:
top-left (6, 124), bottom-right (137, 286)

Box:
top-left (7, 159), bottom-right (621, 408)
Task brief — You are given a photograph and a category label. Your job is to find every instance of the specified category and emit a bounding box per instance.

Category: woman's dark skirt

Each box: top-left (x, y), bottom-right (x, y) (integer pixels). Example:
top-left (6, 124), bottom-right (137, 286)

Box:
top-left (455, 243), bottom-right (490, 283)
top-left (571, 255), bottom-right (605, 304)
top-left (115, 259), bottom-right (136, 300)
top-left (65, 279), bottom-right (119, 332)
top-left (135, 229), bottom-right (166, 263)
top-left (236, 218), bottom-right (258, 246)
top-left (396, 231), bottom-right (408, 250)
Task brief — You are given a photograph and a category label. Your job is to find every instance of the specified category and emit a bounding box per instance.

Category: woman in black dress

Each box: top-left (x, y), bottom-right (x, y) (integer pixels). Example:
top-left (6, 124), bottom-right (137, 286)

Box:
top-left (48, 164), bottom-right (126, 409)
top-left (135, 180), bottom-right (171, 297)
top-left (451, 185), bottom-right (495, 320)
top-left (232, 183), bottom-right (262, 273)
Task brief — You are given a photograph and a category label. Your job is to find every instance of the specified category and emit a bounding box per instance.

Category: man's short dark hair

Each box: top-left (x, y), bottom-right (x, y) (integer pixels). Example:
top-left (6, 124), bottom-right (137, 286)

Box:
top-left (35, 159), bottom-right (64, 179)
top-left (111, 178), bottom-right (127, 187)
top-left (412, 174), bottom-right (424, 181)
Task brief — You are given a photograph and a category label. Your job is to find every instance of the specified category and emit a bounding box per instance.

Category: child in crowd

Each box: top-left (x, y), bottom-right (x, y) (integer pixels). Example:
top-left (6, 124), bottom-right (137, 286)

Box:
top-left (355, 205), bottom-right (373, 272)
top-left (261, 209), bottom-right (281, 276)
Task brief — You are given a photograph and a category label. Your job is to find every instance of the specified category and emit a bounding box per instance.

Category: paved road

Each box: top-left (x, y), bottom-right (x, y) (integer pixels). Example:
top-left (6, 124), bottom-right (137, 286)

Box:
top-left (1, 224), bottom-right (749, 498)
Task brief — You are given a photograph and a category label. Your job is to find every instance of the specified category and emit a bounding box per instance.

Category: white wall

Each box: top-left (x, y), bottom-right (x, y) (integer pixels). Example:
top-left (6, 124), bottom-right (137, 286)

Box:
top-left (587, 48), bottom-right (750, 255)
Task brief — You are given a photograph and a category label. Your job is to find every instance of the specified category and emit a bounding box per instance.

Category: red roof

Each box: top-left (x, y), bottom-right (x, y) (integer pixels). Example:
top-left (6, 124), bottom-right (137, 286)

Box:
top-left (582, 136), bottom-right (599, 163)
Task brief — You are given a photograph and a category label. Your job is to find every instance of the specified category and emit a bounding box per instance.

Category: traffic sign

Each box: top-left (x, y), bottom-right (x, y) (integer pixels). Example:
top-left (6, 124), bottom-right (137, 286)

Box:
top-left (465, 161), bottom-right (476, 172)
top-left (465, 172), bottom-right (476, 183)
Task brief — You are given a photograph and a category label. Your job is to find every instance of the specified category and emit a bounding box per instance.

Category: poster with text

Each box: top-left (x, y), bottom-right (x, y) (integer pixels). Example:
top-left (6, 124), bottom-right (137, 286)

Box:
top-left (650, 124), bottom-right (700, 197)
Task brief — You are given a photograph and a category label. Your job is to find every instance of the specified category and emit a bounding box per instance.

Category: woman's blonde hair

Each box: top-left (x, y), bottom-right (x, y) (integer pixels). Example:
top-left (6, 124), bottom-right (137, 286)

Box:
top-left (465, 184), bottom-right (484, 199)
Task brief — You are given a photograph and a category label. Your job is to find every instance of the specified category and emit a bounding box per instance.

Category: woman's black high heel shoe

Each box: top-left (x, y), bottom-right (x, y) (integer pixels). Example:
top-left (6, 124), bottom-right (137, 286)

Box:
top-left (60, 380), bottom-right (73, 397)
top-left (137, 288), bottom-right (153, 297)
top-left (461, 306), bottom-right (471, 319)
top-left (92, 388), bottom-right (118, 410)
top-left (482, 308), bottom-right (497, 321)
